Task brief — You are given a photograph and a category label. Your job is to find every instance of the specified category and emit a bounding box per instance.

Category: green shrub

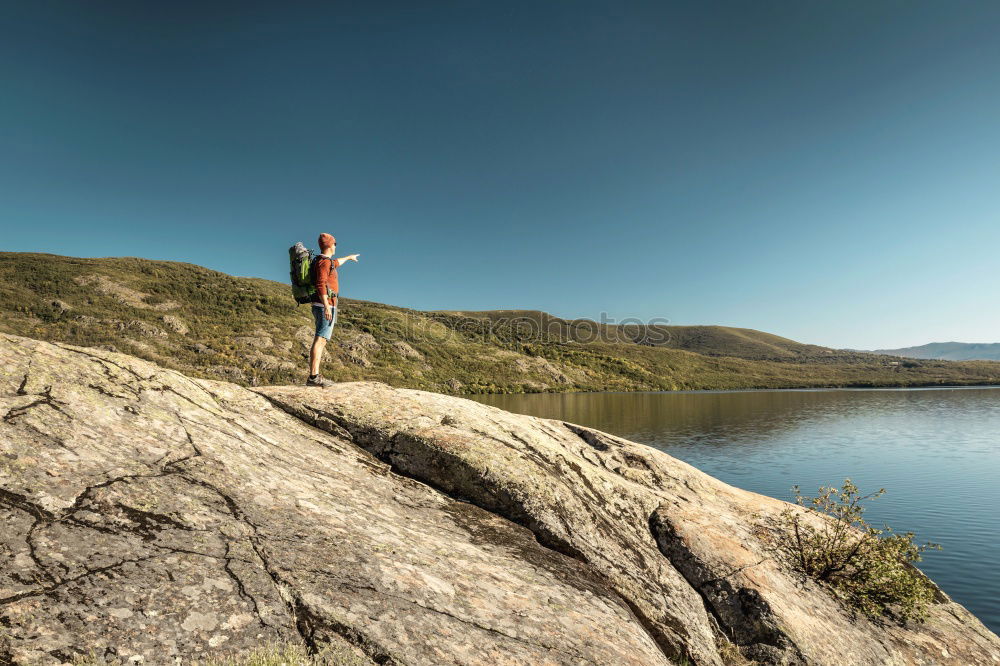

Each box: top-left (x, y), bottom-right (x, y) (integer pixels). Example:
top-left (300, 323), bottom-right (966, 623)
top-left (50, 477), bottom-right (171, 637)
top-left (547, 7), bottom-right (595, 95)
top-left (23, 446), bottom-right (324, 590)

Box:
top-left (778, 479), bottom-right (940, 623)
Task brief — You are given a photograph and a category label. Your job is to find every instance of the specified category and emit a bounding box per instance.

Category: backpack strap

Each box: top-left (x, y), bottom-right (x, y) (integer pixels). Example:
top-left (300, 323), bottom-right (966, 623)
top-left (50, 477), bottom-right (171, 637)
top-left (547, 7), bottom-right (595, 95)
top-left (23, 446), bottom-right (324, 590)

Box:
top-left (310, 254), bottom-right (337, 299)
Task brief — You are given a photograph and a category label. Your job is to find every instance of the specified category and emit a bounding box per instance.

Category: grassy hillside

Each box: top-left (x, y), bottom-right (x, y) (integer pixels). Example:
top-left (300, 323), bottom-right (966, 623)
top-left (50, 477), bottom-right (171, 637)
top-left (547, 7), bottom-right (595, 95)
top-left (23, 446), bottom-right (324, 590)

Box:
top-left (2, 251), bottom-right (999, 394)
top-left (441, 309), bottom-right (834, 359)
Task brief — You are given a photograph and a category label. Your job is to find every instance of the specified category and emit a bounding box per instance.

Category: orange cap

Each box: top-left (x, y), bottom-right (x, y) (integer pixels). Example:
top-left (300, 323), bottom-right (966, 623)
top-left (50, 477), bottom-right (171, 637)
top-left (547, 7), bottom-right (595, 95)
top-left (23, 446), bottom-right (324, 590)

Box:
top-left (318, 233), bottom-right (336, 251)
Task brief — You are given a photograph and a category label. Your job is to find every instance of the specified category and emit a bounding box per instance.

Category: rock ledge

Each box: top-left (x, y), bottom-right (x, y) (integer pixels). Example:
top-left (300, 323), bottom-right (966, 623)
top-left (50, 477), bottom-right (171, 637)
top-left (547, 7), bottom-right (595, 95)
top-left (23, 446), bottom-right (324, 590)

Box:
top-left (2, 334), bottom-right (998, 665)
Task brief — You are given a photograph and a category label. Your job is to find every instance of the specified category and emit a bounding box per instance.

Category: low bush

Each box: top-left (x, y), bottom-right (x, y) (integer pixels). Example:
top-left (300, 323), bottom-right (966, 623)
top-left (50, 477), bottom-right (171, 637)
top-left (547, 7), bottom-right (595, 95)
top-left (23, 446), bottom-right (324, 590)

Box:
top-left (777, 479), bottom-right (941, 623)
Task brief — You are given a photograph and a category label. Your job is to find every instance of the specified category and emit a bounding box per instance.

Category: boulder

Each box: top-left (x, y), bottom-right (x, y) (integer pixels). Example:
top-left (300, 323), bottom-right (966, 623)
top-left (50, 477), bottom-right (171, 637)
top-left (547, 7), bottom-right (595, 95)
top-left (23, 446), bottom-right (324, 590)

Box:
top-left (340, 332), bottom-right (380, 367)
top-left (247, 351), bottom-right (297, 372)
top-left (0, 334), bottom-right (667, 666)
top-left (392, 340), bottom-right (423, 361)
top-left (114, 320), bottom-right (169, 339)
top-left (233, 335), bottom-right (273, 350)
top-left (72, 275), bottom-right (179, 311)
top-left (161, 314), bottom-right (189, 335)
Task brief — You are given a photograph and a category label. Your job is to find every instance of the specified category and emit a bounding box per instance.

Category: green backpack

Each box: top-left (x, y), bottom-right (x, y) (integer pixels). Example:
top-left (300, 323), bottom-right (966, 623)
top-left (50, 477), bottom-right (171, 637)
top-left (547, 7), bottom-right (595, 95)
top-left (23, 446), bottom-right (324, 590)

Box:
top-left (288, 242), bottom-right (316, 304)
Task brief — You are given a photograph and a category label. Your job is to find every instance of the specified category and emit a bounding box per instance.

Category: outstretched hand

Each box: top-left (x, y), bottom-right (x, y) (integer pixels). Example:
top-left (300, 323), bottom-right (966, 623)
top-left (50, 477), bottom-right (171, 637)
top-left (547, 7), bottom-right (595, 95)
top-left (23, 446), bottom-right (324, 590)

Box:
top-left (345, 254), bottom-right (360, 263)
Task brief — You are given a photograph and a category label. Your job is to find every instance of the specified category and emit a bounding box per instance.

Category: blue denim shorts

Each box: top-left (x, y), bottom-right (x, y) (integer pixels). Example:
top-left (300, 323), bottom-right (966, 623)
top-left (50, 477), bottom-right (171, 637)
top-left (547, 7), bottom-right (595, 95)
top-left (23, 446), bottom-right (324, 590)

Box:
top-left (312, 305), bottom-right (337, 340)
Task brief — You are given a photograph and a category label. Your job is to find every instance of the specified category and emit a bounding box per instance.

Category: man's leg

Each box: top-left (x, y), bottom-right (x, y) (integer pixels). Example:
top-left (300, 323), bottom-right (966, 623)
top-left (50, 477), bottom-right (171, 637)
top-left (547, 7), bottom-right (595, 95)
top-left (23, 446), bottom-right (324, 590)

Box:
top-left (309, 336), bottom-right (327, 376)
top-left (307, 305), bottom-right (336, 386)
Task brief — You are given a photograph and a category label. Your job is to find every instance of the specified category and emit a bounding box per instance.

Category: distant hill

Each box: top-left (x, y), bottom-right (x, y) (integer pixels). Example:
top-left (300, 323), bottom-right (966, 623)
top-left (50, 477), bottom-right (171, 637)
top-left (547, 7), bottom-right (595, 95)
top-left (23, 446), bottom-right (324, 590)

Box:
top-left (872, 342), bottom-right (1000, 362)
top-left (2, 251), bottom-right (998, 393)
top-left (439, 310), bottom-right (833, 360)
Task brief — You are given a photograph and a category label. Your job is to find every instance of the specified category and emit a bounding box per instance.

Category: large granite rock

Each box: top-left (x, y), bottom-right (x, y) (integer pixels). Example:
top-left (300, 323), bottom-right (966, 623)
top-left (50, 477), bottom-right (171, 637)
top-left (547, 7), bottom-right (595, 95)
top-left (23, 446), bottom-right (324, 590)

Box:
top-left (258, 382), bottom-right (1000, 666)
top-left (0, 335), bottom-right (667, 665)
top-left (2, 332), bottom-right (998, 665)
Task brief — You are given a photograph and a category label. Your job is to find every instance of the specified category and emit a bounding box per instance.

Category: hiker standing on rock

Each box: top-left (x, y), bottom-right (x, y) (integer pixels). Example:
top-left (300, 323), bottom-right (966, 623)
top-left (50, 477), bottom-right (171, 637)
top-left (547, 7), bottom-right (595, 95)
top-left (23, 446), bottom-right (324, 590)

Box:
top-left (307, 233), bottom-right (359, 387)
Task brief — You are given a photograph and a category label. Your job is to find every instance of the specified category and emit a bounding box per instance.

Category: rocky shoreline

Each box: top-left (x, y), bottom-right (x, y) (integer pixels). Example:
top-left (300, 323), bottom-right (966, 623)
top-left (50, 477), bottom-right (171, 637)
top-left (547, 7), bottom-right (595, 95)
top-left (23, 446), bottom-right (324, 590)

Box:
top-left (2, 333), bottom-right (998, 665)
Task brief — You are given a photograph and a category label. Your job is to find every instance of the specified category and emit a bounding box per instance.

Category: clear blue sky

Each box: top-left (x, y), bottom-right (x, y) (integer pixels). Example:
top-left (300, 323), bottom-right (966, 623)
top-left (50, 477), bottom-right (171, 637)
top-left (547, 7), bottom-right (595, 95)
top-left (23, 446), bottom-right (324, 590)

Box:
top-left (2, 1), bottom-right (999, 349)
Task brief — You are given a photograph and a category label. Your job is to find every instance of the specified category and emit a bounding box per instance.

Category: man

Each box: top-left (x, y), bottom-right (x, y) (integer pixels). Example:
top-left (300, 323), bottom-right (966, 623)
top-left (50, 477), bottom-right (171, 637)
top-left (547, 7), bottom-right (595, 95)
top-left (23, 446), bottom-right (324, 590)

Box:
top-left (307, 233), bottom-right (359, 387)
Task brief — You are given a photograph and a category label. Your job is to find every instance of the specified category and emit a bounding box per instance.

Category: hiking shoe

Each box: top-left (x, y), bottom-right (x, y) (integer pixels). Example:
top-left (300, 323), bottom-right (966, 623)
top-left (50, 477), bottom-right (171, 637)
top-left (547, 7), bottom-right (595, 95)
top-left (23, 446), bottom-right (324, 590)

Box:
top-left (305, 374), bottom-right (334, 387)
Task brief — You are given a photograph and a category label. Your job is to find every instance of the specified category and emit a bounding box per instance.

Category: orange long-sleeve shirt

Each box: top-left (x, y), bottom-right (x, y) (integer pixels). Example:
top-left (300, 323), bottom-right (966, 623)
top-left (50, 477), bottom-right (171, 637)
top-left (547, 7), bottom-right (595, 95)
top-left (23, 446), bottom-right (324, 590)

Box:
top-left (311, 256), bottom-right (340, 305)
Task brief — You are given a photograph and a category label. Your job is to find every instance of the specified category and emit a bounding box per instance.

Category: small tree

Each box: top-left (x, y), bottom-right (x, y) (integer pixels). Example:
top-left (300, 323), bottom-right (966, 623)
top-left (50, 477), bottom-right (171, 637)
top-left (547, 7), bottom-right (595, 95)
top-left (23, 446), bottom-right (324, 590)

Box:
top-left (778, 479), bottom-right (941, 623)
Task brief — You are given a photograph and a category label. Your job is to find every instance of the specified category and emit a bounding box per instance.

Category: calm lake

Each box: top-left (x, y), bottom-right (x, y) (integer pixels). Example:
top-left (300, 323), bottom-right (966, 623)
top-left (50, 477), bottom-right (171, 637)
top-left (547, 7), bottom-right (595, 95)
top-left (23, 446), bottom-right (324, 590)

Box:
top-left (469, 386), bottom-right (1000, 633)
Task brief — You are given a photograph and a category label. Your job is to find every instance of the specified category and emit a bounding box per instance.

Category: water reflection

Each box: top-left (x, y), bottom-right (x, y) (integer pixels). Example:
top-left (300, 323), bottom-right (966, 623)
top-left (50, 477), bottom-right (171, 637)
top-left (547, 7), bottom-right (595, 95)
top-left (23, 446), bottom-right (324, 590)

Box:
top-left (470, 387), bottom-right (1000, 633)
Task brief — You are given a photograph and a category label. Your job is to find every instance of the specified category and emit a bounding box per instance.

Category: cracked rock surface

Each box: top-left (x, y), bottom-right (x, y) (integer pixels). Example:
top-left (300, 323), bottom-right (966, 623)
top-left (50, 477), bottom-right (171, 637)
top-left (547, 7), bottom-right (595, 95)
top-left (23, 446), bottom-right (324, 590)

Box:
top-left (0, 334), bottom-right (668, 666)
top-left (258, 382), bottom-right (1000, 666)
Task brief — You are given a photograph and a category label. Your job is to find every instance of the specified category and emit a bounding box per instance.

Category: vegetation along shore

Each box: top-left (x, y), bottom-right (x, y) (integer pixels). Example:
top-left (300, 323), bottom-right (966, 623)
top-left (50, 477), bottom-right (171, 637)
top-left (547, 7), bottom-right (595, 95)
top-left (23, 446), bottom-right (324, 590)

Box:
top-left (2, 252), bottom-right (998, 394)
